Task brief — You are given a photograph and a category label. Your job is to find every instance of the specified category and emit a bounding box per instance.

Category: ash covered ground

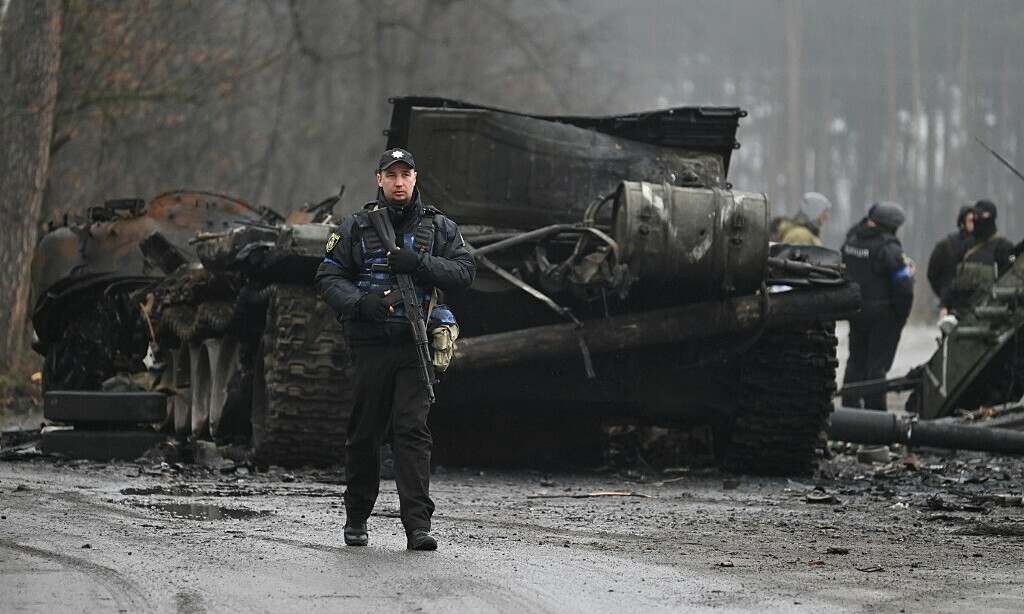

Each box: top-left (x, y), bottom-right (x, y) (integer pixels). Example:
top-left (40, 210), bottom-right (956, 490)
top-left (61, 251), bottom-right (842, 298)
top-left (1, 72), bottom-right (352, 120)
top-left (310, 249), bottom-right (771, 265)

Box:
top-left (1, 324), bottom-right (1022, 612)
top-left (0, 446), bottom-right (1022, 613)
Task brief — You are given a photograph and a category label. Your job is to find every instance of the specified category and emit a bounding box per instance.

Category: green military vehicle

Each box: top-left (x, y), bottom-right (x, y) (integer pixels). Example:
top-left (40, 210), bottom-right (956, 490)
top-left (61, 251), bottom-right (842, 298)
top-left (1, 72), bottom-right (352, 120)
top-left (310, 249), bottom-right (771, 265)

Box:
top-left (907, 256), bottom-right (1024, 419)
top-left (831, 244), bottom-right (1024, 456)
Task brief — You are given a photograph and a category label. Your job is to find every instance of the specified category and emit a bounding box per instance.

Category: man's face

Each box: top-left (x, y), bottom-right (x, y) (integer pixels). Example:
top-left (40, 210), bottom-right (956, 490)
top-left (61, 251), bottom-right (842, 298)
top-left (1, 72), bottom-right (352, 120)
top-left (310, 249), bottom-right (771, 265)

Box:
top-left (963, 212), bottom-right (975, 233)
top-left (377, 163), bottom-right (416, 206)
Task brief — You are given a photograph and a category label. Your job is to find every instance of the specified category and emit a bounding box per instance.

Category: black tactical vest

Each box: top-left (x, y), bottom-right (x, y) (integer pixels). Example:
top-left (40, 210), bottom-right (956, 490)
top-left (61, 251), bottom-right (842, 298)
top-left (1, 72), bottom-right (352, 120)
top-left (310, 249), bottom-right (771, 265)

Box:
top-left (354, 207), bottom-right (455, 326)
top-left (842, 230), bottom-right (899, 311)
top-left (951, 235), bottom-right (1003, 299)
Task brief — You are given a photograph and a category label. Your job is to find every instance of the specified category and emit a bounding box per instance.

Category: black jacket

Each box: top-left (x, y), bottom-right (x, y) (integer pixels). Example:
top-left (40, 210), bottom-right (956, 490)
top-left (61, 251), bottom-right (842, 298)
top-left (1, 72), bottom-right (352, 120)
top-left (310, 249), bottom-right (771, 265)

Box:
top-left (926, 230), bottom-right (973, 299)
top-left (842, 223), bottom-right (914, 321)
top-left (315, 188), bottom-right (476, 344)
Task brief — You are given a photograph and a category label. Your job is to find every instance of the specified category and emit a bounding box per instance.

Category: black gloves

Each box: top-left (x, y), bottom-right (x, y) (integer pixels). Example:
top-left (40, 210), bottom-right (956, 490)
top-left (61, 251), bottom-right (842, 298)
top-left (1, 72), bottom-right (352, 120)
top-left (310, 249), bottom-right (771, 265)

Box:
top-left (388, 248), bottom-right (419, 274)
top-left (357, 292), bottom-right (391, 321)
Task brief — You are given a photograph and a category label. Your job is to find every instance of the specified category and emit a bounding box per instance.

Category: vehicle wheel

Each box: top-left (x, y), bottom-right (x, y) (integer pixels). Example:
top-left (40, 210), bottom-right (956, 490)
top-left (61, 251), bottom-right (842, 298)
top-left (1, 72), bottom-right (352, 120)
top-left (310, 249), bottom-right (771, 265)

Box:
top-left (251, 284), bottom-right (352, 467)
top-left (716, 322), bottom-right (838, 476)
top-left (169, 346), bottom-right (193, 435)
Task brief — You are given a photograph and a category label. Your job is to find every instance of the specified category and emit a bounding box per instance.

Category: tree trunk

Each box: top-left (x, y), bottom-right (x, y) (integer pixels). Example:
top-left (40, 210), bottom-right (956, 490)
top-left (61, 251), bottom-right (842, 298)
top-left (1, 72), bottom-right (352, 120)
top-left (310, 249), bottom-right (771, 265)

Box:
top-left (884, 7), bottom-right (900, 200)
top-left (953, 3), bottom-right (970, 203)
top-left (908, 0), bottom-right (923, 197)
top-left (815, 68), bottom-right (832, 196)
top-left (0, 0), bottom-right (62, 371)
top-left (783, 0), bottom-right (804, 209)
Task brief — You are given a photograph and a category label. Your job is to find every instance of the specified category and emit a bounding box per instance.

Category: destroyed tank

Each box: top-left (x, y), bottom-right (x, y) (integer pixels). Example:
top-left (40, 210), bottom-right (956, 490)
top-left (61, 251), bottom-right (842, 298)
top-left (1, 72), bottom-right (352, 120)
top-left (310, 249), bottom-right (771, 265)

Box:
top-left (31, 97), bottom-right (858, 475)
top-left (383, 97), bottom-right (857, 473)
top-left (31, 191), bottom-right (351, 466)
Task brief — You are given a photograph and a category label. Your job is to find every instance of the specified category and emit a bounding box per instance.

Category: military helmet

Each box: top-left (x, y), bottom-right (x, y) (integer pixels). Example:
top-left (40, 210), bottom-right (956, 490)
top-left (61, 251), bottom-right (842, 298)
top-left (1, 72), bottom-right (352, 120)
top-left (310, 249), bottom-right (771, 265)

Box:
top-left (869, 201), bottom-right (906, 230)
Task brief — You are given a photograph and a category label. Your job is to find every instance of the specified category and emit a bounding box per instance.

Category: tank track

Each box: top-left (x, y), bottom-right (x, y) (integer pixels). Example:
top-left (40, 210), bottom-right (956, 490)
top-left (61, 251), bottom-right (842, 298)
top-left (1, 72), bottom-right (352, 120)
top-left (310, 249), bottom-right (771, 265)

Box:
top-left (719, 322), bottom-right (838, 476)
top-left (252, 283), bottom-right (352, 467)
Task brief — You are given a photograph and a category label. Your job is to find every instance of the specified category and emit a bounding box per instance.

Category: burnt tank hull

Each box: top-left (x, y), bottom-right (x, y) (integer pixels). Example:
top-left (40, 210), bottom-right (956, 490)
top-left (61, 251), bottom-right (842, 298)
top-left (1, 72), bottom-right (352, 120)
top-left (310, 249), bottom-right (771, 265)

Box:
top-left (384, 98), bottom-right (853, 473)
top-left (31, 190), bottom-right (351, 467)
top-left (30, 98), bottom-right (854, 475)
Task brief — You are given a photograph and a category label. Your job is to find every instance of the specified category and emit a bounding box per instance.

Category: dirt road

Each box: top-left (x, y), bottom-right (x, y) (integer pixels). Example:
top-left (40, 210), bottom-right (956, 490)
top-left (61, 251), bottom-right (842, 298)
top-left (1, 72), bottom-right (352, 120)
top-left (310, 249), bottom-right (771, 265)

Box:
top-left (2, 450), bottom-right (1022, 614)
top-left (2, 325), bottom-right (1022, 612)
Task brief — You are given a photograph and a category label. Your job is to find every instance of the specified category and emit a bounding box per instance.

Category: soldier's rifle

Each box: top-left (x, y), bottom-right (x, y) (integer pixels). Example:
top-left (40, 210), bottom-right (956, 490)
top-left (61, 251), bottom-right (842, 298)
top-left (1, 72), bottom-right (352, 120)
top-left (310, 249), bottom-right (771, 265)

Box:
top-left (368, 207), bottom-right (437, 403)
top-left (975, 137), bottom-right (1024, 185)
top-left (975, 137), bottom-right (1024, 256)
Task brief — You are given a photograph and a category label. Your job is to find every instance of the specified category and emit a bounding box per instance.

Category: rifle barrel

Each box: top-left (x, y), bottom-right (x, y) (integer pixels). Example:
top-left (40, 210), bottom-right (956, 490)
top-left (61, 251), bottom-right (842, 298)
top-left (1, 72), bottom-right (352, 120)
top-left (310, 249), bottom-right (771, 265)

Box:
top-left (975, 137), bottom-right (1024, 184)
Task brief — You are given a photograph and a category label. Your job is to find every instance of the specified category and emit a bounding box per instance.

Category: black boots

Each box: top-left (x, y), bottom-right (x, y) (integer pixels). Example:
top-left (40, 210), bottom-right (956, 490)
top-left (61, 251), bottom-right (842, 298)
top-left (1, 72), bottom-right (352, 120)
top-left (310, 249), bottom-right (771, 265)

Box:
top-left (406, 528), bottom-right (437, 551)
top-left (345, 521), bottom-right (436, 550)
top-left (344, 521), bottom-right (368, 546)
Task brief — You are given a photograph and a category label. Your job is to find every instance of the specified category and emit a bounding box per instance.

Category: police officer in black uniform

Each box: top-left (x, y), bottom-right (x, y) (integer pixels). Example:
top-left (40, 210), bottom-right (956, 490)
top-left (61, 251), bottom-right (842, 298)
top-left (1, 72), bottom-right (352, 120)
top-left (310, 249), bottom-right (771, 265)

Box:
top-left (841, 202), bottom-right (915, 410)
top-left (940, 199), bottom-right (1016, 316)
top-left (315, 148), bottom-right (476, 551)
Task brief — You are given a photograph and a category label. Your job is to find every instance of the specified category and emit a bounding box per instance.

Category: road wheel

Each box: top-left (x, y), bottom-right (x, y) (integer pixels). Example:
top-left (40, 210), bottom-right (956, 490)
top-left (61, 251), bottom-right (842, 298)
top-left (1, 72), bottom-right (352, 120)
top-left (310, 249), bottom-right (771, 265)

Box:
top-left (251, 284), bottom-right (352, 467)
top-left (717, 322), bottom-right (838, 476)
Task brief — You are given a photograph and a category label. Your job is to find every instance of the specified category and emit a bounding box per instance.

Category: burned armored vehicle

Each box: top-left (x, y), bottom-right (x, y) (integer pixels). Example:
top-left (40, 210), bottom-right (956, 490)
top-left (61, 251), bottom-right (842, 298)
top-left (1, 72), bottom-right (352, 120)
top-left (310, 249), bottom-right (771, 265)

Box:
top-left (384, 97), bottom-right (858, 474)
top-left (31, 97), bottom-right (858, 474)
top-left (31, 190), bottom-right (350, 466)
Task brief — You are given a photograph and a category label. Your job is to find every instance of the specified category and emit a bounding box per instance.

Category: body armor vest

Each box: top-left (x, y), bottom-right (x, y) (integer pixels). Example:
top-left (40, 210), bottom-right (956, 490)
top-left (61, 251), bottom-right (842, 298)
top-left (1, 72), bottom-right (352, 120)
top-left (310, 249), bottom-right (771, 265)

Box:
top-left (952, 235), bottom-right (1002, 298)
top-left (843, 232), bottom-right (898, 311)
top-left (355, 209), bottom-right (456, 327)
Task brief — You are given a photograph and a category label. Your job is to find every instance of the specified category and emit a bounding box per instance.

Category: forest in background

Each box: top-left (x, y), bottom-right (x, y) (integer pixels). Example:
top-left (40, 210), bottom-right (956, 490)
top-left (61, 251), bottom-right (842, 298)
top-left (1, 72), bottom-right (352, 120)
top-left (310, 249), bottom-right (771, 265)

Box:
top-left (2, 0), bottom-right (1023, 368)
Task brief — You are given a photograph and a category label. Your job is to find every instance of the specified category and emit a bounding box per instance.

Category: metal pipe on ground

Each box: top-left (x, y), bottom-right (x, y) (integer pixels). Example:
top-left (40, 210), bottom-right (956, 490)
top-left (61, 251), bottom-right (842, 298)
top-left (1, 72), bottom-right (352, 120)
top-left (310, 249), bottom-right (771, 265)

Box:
top-left (829, 407), bottom-right (1024, 455)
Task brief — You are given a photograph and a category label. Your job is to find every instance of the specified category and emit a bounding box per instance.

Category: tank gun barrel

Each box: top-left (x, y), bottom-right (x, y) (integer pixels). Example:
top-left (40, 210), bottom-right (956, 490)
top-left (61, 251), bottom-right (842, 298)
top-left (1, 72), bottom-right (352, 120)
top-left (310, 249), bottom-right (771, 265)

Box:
top-left (454, 283), bottom-right (860, 371)
top-left (829, 407), bottom-right (1024, 455)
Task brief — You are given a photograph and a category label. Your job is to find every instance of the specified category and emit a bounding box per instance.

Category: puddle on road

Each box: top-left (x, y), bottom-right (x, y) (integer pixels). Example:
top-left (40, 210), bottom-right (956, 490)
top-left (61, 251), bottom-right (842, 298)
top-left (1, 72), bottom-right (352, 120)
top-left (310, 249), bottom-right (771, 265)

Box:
top-left (121, 485), bottom-right (195, 497)
top-left (120, 484), bottom-right (336, 498)
top-left (131, 502), bottom-right (269, 520)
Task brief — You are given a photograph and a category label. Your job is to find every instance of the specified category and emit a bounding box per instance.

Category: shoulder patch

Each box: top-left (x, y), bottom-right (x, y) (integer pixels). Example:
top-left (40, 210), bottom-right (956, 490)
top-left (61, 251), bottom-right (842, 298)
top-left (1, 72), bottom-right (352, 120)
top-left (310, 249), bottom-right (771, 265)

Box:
top-left (326, 232), bottom-right (341, 252)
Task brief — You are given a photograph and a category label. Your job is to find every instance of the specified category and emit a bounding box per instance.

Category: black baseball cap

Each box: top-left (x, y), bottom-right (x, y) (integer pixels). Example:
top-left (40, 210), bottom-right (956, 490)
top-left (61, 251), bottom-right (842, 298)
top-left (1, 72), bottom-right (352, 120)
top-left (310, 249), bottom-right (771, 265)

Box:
top-left (377, 148), bottom-right (416, 172)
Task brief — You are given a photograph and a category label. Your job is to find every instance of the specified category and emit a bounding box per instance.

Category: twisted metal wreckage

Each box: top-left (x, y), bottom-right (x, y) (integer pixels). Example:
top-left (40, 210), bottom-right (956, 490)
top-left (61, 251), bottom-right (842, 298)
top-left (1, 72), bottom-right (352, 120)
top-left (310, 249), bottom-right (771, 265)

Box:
top-left (28, 98), bottom-right (1024, 473)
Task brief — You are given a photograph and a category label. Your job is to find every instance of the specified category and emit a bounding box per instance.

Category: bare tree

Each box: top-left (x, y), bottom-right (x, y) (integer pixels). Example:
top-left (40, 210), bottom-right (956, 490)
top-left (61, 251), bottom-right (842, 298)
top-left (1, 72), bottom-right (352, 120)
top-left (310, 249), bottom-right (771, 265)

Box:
top-left (0, 0), bottom-right (62, 370)
top-left (784, 0), bottom-right (804, 208)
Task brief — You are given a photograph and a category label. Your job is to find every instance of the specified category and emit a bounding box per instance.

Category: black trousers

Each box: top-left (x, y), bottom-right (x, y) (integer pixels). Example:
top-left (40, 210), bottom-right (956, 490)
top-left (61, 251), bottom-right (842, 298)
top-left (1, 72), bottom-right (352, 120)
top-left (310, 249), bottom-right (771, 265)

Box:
top-left (344, 343), bottom-right (434, 533)
top-left (841, 312), bottom-right (906, 410)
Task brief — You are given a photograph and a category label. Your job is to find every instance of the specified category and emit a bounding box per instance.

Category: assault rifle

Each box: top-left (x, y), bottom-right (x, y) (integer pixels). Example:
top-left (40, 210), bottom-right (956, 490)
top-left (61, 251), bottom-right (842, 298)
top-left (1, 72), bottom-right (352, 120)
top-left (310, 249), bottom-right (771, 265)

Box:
top-left (368, 207), bottom-right (437, 403)
top-left (976, 137), bottom-right (1024, 184)
top-left (975, 137), bottom-right (1024, 257)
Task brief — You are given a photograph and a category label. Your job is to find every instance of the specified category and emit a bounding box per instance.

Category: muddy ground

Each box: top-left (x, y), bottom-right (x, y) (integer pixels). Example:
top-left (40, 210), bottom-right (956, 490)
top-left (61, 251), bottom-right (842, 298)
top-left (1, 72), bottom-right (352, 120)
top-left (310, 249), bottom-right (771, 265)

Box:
top-left (1, 448), bottom-right (1022, 614)
top-left (1, 324), bottom-right (1022, 613)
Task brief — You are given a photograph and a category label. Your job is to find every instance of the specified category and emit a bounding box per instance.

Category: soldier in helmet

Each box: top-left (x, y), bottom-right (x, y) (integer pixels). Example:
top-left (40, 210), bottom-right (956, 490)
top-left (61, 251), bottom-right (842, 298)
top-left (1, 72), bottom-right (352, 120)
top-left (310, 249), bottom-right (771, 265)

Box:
top-left (840, 202), bottom-right (915, 410)
top-left (776, 192), bottom-right (833, 246)
top-left (926, 205), bottom-right (974, 301)
top-left (940, 199), bottom-right (1016, 317)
